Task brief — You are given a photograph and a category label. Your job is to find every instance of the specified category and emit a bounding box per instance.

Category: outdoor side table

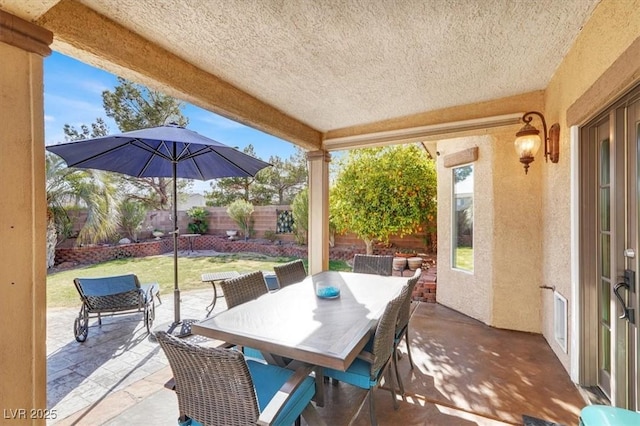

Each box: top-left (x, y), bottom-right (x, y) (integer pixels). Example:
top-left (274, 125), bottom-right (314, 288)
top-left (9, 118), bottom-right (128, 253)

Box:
top-left (180, 233), bottom-right (201, 254)
top-left (201, 271), bottom-right (240, 316)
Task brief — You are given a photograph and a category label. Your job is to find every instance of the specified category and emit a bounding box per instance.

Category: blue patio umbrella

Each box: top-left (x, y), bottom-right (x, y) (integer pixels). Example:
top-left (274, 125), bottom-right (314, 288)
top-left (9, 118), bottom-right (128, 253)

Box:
top-left (46, 124), bottom-right (271, 334)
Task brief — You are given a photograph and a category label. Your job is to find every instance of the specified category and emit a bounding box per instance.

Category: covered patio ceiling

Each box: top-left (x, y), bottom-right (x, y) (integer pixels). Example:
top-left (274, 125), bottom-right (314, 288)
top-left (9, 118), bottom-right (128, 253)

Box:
top-left (3, 0), bottom-right (599, 151)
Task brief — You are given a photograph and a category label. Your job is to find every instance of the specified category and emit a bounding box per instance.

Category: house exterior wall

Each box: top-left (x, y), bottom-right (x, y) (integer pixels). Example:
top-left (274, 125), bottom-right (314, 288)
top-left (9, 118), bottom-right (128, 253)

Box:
top-left (437, 135), bottom-right (494, 325)
top-left (543, 0), bottom-right (640, 375)
top-left (436, 0), bottom-right (640, 378)
top-left (436, 130), bottom-right (543, 333)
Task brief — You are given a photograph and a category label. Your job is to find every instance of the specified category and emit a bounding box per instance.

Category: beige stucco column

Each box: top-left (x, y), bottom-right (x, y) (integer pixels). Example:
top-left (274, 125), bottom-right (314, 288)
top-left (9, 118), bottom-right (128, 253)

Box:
top-left (0, 10), bottom-right (51, 422)
top-left (306, 150), bottom-right (331, 274)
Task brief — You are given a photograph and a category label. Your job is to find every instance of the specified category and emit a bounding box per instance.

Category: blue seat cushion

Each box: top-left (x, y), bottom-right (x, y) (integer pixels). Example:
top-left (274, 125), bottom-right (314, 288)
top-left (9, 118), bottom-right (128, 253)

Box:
top-left (243, 346), bottom-right (265, 360)
top-left (176, 360), bottom-right (315, 426)
top-left (324, 358), bottom-right (378, 389)
top-left (247, 360), bottom-right (316, 426)
top-left (77, 275), bottom-right (138, 297)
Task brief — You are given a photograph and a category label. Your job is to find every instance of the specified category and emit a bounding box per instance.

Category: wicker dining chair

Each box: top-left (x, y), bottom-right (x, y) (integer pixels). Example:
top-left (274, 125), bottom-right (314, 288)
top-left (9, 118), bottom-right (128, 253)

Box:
top-left (393, 268), bottom-right (421, 396)
top-left (273, 259), bottom-right (307, 288)
top-left (220, 271), bottom-right (269, 309)
top-left (156, 331), bottom-right (316, 426)
top-left (323, 283), bottom-right (408, 426)
top-left (352, 254), bottom-right (394, 276)
top-left (218, 271), bottom-right (269, 359)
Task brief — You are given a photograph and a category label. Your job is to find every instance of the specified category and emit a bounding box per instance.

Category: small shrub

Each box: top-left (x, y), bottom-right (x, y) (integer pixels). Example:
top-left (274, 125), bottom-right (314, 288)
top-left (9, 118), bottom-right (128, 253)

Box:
top-left (227, 200), bottom-right (254, 239)
top-left (118, 200), bottom-right (147, 242)
top-left (187, 206), bottom-right (209, 234)
top-left (263, 229), bottom-right (279, 242)
top-left (291, 189), bottom-right (308, 244)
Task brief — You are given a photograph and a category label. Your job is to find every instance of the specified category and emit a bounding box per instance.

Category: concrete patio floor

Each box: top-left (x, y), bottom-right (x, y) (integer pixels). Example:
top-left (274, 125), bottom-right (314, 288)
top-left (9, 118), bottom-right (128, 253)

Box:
top-left (47, 285), bottom-right (587, 425)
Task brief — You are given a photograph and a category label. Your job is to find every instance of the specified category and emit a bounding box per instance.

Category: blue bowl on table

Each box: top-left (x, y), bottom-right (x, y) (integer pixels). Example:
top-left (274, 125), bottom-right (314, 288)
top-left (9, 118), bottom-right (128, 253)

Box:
top-left (315, 280), bottom-right (340, 298)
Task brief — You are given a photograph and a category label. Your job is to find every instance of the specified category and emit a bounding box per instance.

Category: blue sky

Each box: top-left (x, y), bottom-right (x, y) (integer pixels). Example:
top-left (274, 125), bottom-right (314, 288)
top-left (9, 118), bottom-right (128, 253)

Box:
top-left (43, 52), bottom-right (298, 192)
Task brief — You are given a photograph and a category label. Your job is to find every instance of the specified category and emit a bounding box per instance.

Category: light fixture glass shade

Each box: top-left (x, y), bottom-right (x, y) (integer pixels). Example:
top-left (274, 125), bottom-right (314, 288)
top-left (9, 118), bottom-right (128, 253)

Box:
top-left (514, 122), bottom-right (541, 159)
top-left (514, 133), bottom-right (541, 158)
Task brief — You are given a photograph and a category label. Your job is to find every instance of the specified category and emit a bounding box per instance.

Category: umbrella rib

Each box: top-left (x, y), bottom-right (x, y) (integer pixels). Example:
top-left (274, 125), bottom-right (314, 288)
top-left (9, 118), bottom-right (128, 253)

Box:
top-left (188, 146), bottom-right (260, 177)
top-left (133, 139), bottom-right (174, 177)
top-left (60, 140), bottom-right (129, 167)
top-left (178, 144), bottom-right (208, 180)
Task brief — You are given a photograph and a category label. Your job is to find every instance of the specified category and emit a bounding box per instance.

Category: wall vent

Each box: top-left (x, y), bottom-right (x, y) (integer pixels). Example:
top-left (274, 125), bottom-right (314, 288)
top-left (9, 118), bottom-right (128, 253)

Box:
top-left (554, 291), bottom-right (568, 353)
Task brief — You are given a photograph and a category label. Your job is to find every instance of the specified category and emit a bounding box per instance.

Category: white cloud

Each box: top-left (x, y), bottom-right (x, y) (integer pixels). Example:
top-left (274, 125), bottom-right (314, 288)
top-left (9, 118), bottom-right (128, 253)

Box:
top-left (44, 115), bottom-right (55, 122)
top-left (78, 79), bottom-right (111, 96)
top-left (194, 112), bottom-right (245, 130)
top-left (45, 92), bottom-right (104, 116)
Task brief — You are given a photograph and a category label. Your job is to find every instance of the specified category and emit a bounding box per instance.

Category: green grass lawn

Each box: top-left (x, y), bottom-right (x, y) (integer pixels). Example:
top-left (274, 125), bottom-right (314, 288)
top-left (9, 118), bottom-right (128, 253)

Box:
top-left (47, 253), bottom-right (351, 308)
top-left (454, 247), bottom-right (474, 271)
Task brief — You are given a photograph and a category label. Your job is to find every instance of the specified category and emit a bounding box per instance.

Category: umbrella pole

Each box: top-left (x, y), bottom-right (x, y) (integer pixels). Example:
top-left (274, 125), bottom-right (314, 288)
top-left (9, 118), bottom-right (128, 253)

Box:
top-left (173, 160), bottom-right (180, 325)
top-left (152, 158), bottom-right (200, 339)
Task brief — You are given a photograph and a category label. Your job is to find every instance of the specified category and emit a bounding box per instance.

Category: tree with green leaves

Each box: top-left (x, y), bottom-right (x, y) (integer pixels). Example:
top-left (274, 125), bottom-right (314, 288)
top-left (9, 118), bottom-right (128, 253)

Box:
top-left (102, 78), bottom-right (187, 131)
top-left (206, 146), bottom-right (307, 206)
top-left (102, 77), bottom-right (192, 209)
top-left (258, 148), bottom-right (308, 205)
top-left (205, 145), bottom-right (268, 205)
top-left (331, 144), bottom-right (437, 254)
top-left (63, 117), bottom-right (110, 141)
top-left (46, 153), bottom-right (119, 267)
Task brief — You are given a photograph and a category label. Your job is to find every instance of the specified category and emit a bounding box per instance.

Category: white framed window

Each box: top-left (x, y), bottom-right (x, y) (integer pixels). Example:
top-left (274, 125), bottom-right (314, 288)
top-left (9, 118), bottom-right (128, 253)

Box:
top-left (452, 165), bottom-right (473, 271)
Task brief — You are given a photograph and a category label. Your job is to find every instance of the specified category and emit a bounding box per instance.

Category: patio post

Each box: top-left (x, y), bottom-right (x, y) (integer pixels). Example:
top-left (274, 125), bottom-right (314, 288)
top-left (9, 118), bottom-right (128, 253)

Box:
top-left (0, 10), bottom-right (52, 422)
top-left (306, 150), bottom-right (331, 274)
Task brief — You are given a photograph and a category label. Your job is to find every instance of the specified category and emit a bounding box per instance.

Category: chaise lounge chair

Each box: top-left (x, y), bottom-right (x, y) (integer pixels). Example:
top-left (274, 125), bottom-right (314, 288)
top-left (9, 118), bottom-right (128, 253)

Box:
top-left (72, 273), bottom-right (159, 342)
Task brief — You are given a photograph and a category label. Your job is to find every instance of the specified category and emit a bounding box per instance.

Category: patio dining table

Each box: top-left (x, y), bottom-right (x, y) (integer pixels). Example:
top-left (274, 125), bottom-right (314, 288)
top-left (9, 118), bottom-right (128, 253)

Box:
top-left (191, 270), bottom-right (407, 420)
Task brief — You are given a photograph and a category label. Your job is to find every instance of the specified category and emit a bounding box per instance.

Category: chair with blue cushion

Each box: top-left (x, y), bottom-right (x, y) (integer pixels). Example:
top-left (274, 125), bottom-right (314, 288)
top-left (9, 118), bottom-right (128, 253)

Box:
top-left (393, 269), bottom-right (421, 396)
top-left (323, 283), bottom-right (408, 425)
top-left (157, 331), bottom-right (316, 426)
top-left (273, 259), bottom-right (307, 288)
top-left (352, 254), bottom-right (394, 276)
top-left (220, 271), bottom-right (269, 359)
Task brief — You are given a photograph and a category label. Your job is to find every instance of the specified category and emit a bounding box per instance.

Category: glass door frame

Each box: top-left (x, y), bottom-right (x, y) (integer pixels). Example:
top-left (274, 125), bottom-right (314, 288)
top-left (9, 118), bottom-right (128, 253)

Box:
top-left (578, 84), bottom-right (640, 410)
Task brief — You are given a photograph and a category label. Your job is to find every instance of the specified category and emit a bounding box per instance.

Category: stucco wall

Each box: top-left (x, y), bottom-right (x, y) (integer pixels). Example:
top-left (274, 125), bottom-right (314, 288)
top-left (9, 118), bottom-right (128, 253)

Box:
top-left (543, 0), bottom-right (640, 374)
top-left (436, 0), bottom-right (640, 376)
top-left (437, 131), bottom-right (543, 333)
top-left (436, 135), bottom-right (494, 325)
top-left (490, 127), bottom-right (542, 332)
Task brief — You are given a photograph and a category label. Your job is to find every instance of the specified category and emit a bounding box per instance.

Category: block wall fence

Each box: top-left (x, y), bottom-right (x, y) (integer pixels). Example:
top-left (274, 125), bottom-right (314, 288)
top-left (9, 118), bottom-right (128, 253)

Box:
top-left (66, 205), bottom-right (431, 251)
top-left (57, 205), bottom-right (437, 302)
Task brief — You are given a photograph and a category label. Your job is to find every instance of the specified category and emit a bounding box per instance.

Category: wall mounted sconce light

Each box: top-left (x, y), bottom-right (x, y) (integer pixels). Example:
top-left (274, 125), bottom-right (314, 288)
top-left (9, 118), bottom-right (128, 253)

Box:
top-left (514, 111), bottom-right (560, 174)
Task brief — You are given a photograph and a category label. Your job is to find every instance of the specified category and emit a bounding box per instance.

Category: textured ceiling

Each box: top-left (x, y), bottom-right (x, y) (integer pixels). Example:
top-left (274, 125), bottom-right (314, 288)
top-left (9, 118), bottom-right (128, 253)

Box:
top-left (2, 0), bottom-right (599, 140)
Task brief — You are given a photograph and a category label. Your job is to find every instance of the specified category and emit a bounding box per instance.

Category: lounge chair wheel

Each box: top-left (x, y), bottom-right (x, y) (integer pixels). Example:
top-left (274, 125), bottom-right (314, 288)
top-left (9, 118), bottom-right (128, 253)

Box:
top-left (144, 300), bottom-right (155, 333)
top-left (74, 304), bottom-right (89, 342)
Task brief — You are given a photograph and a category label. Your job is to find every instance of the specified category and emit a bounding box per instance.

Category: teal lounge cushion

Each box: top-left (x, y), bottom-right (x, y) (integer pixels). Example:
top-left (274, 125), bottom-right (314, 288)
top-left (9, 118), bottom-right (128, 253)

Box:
top-left (176, 360), bottom-right (315, 426)
top-left (247, 360), bottom-right (316, 426)
top-left (580, 405), bottom-right (640, 426)
top-left (77, 274), bottom-right (138, 297)
top-left (324, 358), bottom-right (377, 389)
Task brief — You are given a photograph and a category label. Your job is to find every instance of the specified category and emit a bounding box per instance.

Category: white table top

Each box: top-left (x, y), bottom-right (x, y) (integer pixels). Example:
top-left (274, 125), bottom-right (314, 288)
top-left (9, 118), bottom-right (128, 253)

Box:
top-left (191, 271), bottom-right (407, 371)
